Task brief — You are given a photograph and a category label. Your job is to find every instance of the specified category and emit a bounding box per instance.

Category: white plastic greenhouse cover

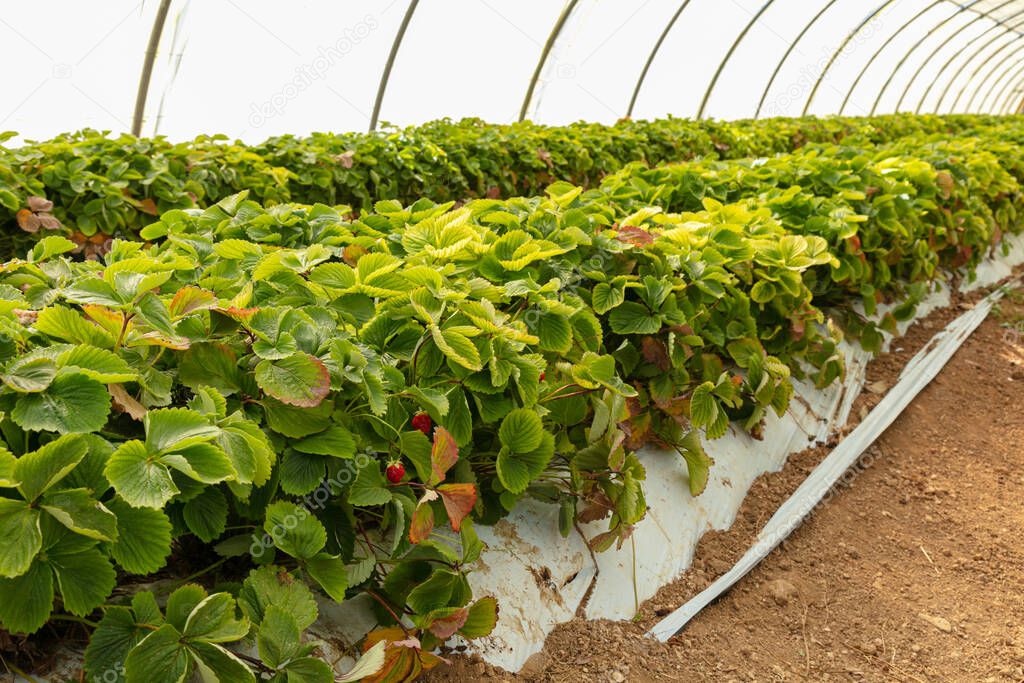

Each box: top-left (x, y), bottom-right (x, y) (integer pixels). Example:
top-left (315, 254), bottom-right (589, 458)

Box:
top-left (4, 0), bottom-right (1024, 141)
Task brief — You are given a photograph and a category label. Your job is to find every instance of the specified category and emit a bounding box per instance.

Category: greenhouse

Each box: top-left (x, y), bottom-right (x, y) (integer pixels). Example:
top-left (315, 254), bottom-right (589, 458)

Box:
top-left (1, 1), bottom-right (1023, 681)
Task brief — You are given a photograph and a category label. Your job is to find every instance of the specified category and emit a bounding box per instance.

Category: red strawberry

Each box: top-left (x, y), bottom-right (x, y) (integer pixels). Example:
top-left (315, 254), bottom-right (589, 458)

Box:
top-left (386, 461), bottom-right (405, 484)
top-left (411, 412), bottom-right (432, 436)
top-left (539, 372), bottom-right (546, 382)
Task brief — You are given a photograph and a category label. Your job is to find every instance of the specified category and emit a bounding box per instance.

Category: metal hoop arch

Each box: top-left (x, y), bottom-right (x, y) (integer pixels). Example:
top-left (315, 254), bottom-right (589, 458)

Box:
top-left (960, 25), bottom-right (1024, 111)
top-left (627, 0), bottom-right (696, 118)
top-left (697, 0), bottom-right (776, 120)
top-left (519, 0), bottom-right (581, 122)
top-left (934, 15), bottom-right (1024, 113)
top-left (369, 0), bottom-right (419, 132)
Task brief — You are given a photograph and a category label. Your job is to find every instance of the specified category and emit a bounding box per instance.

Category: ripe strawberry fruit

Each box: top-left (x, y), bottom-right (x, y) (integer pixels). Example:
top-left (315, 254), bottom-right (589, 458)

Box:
top-left (411, 412), bottom-right (432, 436)
top-left (539, 372), bottom-right (546, 382)
top-left (386, 461), bottom-right (405, 484)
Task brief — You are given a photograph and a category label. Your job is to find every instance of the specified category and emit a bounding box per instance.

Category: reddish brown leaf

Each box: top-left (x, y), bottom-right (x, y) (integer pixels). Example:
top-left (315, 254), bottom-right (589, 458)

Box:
top-left (336, 150), bottom-right (355, 168)
top-left (170, 286), bottom-right (216, 318)
top-left (26, 196), bottom-right (53, 213)
top-left (640, 336), bottom-right (670, 370)
top-left (16, 209), bottom-right (41, 233)
top-left (343, 244), bottom-right (368, 266)
top-left (427, 608), bottom-right (468, 639)
top-left (616, 225), bottom-right (654, 246)
top-left (108, 384), bottom-right (147, 420)
top-left (437, 483), bottom-right (477, 532)
top-left (429, 427), bottom-right (458, 486)
top-left (409, 493), bottom-right (436, 544)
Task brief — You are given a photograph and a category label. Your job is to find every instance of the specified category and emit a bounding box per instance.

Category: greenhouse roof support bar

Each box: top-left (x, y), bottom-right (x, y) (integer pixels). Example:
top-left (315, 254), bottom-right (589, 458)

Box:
top-left (866, 1), bottom-right (975, 115)
top-left (960, 26), bottom-right (1024, 111)
top-left (934, 17), bottom-right (1024, 112)
top-left (978, 50), bottom-right (1024, 111)
top-left (987, 55), bottom-right (1024, 111)
top-left (519, 0), bottom-right (580, 122)
top-left (627, 0), bottom-right (695, 118)
top-left (754, 0), bottom-right (839, 119)
top-left (994, 55), bottom-right (1024, 112)
top-left (914, 16), bottom-right (1005, 111)
top-left (803, 0), bottom-right (897, 116)
top-left (131, 0), bottom-right (173, 137)
top-left (897, 0), bottom-right (1018, 113)
top-left (369, 0), bottom-right (419, 132)
top-left (696, 0), bottom-right (775, 120)
top-left (843, 0), bottom-right (949, 115)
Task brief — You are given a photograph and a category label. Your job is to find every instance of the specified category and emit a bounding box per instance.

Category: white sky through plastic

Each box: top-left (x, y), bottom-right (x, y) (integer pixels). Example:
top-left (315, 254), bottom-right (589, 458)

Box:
top-left (3, 0), bottom-right (1024, 144)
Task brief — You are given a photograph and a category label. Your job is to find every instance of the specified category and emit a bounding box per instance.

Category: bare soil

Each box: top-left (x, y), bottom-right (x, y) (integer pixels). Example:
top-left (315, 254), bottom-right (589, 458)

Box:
top-left (430, 280), bottom-right (1024, 682)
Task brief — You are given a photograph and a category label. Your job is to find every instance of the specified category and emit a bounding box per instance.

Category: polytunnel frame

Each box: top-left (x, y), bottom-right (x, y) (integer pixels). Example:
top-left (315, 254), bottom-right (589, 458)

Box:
top-left (947, 17), bottom-right (1024, 111)
top-left (857, 0), bottom-right (968, 116)
top-left (980, 51), bottom-right (1024, 110)
top-left (126, 0), bottom-right (1024, 139)
top-left (996, 61), bottom-right (1024, 111)
top-left (931, 12), bottom-right (1024, 112)
top-left (893, 0), bottom-right (1018, 112)
top-left (958, 21), bottom-right (1024, 111)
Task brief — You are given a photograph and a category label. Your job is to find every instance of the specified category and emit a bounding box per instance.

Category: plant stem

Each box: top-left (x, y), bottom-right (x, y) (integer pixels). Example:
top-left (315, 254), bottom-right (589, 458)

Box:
top-left (50, 614), bottom-right (99, 628)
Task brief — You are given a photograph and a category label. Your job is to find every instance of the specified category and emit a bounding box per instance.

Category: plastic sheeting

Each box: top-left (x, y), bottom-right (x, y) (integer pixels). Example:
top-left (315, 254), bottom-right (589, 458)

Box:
top-left (6, 1), bottom-right (1024, 141)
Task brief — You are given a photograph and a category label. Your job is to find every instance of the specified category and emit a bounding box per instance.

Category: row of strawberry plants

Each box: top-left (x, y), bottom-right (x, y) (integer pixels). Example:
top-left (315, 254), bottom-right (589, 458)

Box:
top-left (1, 125), bottom-right (1022, 681)
top-left (0, 114), bottom-right (1005, 258)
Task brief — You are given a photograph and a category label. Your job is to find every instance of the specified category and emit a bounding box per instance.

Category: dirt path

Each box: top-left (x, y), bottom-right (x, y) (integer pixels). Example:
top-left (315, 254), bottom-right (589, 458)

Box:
top-left (433, 283), bottom-right (1024, 682)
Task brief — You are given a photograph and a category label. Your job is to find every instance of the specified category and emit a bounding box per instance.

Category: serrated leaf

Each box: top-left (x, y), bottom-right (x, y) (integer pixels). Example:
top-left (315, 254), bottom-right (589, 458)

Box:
top-left (675, 429), bottom-right (712, 496)
top-left (431, 327), bottom-right (482, 371)
top-left (263, 398), bottom-right (334, 438)
top-left (608, 301), bottom-right (662, 334)
top-left (348, 461), bottom-right (393, 507)
top-left (12, 372), bottom-right (111, 434)
top-left (145, 407), bottom-right (219, 452)
top-left (437, 483), bottom-right (476, 532)
top-left (409, 496), bottom-right (435, 544)
top-left (105, 440), bottom-right (179, 509)
top-left (256, 353), bottom-right (331, 407)
top-left (183, 593), bottom-right (250, 643)
top-left (429, 427), bottom-right (458, 486)
top-left (0, 559), bottom-right (53, 633)
top-left (238, 565), bottom-right (318, 631)
top-left (257, 604), bottom-right (301, 668)
top-left (304, 553), bottom-right (348, 602)
top-left (458, 596), bottom-right (498, 639)
top-left (0, 499), bottom-right (41, 577)
top-left (533, 313), bottom-right (572, 353)
top-left (15, 433), bottom-right (88, 501)
top-left (496, 431), bottom-right (555, 494)
top-left (182, 487), bottom-right (228, 542)
top-left (123, 624), bottom-right (191, 683)
top-left (49, 539), bottom-right (116, 616)
top-left (264, 501), bottom-right (326, 560)
top-left (57, 345), bottom-right (136, 383)
top-left (292, 425), bottom-right (355, 458)
top-left (2, 357), bottom-right (57, 392)
top-left (498, 408), bottom-right (544, 454)
top-left (107, 498), bottom-right (173, 574)
top-left (40, 488), bottom-right (118, 541)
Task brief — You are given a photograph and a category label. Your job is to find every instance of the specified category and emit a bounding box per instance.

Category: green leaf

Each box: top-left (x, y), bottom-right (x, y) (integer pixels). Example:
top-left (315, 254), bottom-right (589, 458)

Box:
top-left (49, 539), bottom-right (116, 616)
top-left (190, 642), bottom-right (256, 683)
top-left (458, 596), bottom-right (499, 639)
top-left (689, 382), bottom-right (718, 430)
top-left (166, 584), bottom-right (208, 631)
top-left (2, 357), bottom-right (57, 392)
top-left (406, 569), bottom-right (459, 615)
top-left (182, 487), bottom-right (228, 542)
top-left (591, 282), bottom-right (624, 314)
top-left (291, 425), bottom-right (355, 458)
top-left (255, 353), bottom-right (331, 408)
top-left (263, 398), bottom-right (334, 438)
top-left (431, 327), bottom-right (482, 372)
top-left (399, 430), bottom-right (432, 483)
top-left (676, 429), bottom-right (712, 496)
top-left (40, 488), bottom-right (118, 541)
top-left (123, 624), bottom-right (191, 683)
top-left (348, 462), bottom-right (393, 507)
top-left (407, 385), bottom-right (449, 420)
top-left (178, 343), bottom-right (242, 396)
top-left (145, 408), bottom-right (219, 452)
top-left (108, 498), bottom-right (173, 574)
top-left (0, 559), bottom-right (53, 633)
top-left (0, 499), bottom-right (41, 577)
top-left (264, 501), bottom-right (326, 560)
top-left (105, 440), bottom-right (179, 509)
top-left (161, 443), bottom-right (235, 484)
top-left (12, 372), bottom-right (111, 434)
top-left (15, 433), bottom-right (88, 501)
top-left (182, 593), bottom-right (250, 643)
top-left (533, 313), bottom-right (572, 353)
top-left (498, 408), bottom-right (544, 454)
top-left (304, 553), bottom-right (348, 602)
top-left (84, 607), bottom-right (149, 682)
top-left (496, 432), bottom-right (555, 494)
top-left (34, 306), bottom-right (114, 347)
top-left (57, 345), bottom-right (136, 383)
top-left (287, 657), bottom-right (335, 683)
top-left (444, 386), bottom-right (473, 447)
top-left (238, 565), bottom-right (318, 631)
top-left (257, 604), bottom-right (301, 668)
top-left (608, 301), bottom-right (662, 334)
